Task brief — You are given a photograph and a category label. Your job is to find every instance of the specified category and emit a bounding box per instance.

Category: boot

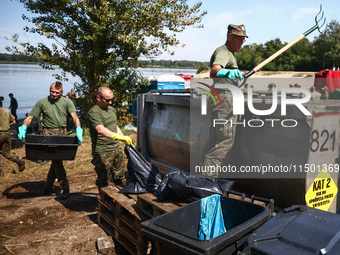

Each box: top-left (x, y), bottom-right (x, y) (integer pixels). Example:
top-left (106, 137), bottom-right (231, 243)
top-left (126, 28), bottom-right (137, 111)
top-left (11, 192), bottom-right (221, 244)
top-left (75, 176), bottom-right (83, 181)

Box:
top-left (60, 188), bottom-right (69, 199)
top-left (59, 179), bottom-right (70, 199)
top-left (16, 158), bottom-right (25, 172)
top-left (43, 186), bottom-right (56, 196)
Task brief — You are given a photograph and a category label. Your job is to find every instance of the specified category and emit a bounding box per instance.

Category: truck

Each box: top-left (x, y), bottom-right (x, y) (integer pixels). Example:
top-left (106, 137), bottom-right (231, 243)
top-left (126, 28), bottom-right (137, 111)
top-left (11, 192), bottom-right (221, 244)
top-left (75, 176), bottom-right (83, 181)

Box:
top-left (136, 79), bottom-right (340, 214)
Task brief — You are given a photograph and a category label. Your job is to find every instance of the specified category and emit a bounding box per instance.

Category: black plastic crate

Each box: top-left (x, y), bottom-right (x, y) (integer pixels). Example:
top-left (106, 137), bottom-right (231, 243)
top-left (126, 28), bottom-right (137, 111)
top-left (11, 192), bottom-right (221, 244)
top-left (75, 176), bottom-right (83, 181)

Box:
top-left (24, 134), bottom-right (79, 160)
top-left (141, 192), bottom-right (274, 255)
top-left (241, 205), bottom-right (340, 255)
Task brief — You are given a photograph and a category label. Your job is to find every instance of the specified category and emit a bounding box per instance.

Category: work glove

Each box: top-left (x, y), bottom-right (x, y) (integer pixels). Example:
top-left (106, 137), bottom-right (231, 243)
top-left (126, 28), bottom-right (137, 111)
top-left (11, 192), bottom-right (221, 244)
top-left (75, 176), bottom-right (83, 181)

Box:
top-left (111, 133), bottom-right (133, 146)
top-left (76, 126), bottom-right (83, 144)
top-left (216, 69), bottom-right (243, 80)
top-left (18, 125), bottom-right (27, 140)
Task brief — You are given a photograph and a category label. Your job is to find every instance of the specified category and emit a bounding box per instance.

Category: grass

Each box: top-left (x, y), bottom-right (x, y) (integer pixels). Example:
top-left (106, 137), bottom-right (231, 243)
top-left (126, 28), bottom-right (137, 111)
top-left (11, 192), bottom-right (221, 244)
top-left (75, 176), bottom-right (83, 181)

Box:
top-left (0, 127), bottom-right (137, 182)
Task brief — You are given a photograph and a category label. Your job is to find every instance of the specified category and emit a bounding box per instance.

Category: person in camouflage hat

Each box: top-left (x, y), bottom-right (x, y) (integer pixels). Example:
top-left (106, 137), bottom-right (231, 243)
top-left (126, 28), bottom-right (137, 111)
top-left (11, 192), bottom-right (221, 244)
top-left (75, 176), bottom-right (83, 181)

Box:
top-left (210, 24), bottom-right (247, 79)
top-left (0, 100), bottom-right (25, 176)
top-left (201, 24), bottom-right (247, 178)
top-left (87, 86), bottom-right (133, 191)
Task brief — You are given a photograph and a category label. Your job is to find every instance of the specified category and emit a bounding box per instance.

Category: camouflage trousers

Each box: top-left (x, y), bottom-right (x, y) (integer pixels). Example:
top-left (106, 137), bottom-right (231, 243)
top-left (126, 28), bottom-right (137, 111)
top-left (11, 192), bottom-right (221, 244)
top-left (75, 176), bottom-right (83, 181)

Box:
top-left (91, 147), bottom-right (125, 189)
top-left (201, 91), bottom-right (237, 178)
top-left (0, 131), bottom-right (20, 171)
top-left (43, 127), bottom-right (69, 190)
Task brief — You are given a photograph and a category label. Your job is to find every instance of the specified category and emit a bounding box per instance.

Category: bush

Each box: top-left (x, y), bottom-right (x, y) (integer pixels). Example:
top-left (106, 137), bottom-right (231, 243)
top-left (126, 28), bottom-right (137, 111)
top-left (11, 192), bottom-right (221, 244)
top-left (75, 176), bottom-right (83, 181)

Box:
top-left (197, 65), bottom-right (210, 74)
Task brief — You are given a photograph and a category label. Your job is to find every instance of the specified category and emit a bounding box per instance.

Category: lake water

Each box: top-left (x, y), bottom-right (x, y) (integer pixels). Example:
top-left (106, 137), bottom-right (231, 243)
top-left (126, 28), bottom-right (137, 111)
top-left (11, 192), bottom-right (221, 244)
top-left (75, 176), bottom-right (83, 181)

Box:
top-left (0, 64), bottom-right (197, 119)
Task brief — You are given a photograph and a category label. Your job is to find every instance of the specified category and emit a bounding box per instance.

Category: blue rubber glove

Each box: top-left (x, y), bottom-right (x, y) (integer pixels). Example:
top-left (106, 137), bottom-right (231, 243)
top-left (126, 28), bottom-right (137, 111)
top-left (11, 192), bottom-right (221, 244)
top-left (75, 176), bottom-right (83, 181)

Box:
top-left (76, 126), bottom-right (83, 143)
top-left (216, 69), bottom-right (243, 80)
top-left (18, 125), bottom-right (27, 140)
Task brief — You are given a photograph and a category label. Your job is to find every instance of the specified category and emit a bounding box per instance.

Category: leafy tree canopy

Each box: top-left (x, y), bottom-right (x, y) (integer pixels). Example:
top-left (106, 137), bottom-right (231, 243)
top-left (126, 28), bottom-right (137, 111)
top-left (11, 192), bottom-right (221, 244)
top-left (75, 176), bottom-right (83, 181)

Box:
top-left (7, 0), bottom-right (206, 120)
top-left (314, 20), bottom-right (340, 69)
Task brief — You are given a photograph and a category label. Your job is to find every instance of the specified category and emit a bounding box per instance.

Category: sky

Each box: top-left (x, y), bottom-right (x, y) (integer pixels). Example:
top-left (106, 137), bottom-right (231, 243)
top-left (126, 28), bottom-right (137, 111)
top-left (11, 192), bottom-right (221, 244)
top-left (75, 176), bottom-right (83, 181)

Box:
top-left (0, 0), bottom-right (339, 62)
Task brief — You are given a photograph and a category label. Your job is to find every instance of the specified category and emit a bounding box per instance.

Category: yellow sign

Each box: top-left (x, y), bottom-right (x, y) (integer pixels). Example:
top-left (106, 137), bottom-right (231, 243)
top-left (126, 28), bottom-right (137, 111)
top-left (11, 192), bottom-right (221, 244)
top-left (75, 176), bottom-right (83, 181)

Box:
top-left (305, 167), bottom-right (338, 211)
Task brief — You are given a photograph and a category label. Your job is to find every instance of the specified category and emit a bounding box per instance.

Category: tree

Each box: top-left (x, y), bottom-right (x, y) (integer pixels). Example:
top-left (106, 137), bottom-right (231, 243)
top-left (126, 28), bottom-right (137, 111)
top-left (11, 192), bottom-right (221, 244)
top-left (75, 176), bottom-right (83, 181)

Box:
top-left (314, 20), bottom-right (340, 69)
top-left (7, 0), bottom-right (206, 118)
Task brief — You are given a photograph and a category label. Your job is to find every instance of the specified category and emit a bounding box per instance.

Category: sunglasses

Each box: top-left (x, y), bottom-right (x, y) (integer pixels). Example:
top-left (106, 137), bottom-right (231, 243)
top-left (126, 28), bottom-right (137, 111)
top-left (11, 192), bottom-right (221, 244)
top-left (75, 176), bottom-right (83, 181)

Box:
top-left (100, 95), bottom-right (113, 103)
top-left (233, 35), bottom-right (246, 43)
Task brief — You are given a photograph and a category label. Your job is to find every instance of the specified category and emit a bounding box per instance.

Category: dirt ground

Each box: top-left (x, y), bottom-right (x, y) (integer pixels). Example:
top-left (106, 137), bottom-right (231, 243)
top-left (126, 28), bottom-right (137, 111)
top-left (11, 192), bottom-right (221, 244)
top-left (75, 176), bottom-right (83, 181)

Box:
top-left (0, 129), bottom-right (136, 255)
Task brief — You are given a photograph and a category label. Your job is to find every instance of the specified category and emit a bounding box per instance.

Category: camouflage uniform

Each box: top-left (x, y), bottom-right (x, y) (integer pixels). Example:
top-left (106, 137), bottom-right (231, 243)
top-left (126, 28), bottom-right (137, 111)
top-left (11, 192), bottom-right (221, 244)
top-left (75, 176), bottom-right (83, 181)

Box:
top-left (201, 26), bottom-right (245, 178)
top-left (91, 147), bottom-right (125, 189)
top-left (0, 131), bottom-right (24, 174)
top-left (201, 92), bottom-right (237, 178)
top-left (43, 127), bottom-right (69, 191)
top-left (0, 107), bottom-right (24, 174)
top-left (88, 104), bottom-right (126, 189)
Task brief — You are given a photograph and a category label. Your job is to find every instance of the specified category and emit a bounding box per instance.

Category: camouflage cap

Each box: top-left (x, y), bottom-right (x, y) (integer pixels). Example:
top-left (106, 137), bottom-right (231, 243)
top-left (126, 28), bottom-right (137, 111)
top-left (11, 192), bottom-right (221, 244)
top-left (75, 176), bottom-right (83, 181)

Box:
top-left (322, 86), bottom-right (328, 91)
top-left (268, 82), bottom-right (276, 88)
top-left (228, 24), bottom-right (248, 38)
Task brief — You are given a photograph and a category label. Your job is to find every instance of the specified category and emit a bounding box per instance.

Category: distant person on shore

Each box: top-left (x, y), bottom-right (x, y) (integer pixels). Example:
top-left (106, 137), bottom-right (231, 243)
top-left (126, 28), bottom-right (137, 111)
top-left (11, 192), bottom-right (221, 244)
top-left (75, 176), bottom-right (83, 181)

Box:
top-left (310, 86), bottom-right (321, 100)
top-left (0, 100), bottom-right (25, 176)
top-left (0, 96), bottom-right (4, 104)
top-left (201, 24), bottom-right (247, 178)
top-left (267, 83), bottom-right (276, 91)
top-left (8, 93), bottom-right (18, 120)
top-left (66, 88), bottom-right (78, 106)
top-left (242, 83), bottom-right (249, 91)
top-left (321, 86), bottom-right (329, 100)
top-left (87, 86), bottom-right (133, 191)
top-left (17, 81), bottom-right (83, 199)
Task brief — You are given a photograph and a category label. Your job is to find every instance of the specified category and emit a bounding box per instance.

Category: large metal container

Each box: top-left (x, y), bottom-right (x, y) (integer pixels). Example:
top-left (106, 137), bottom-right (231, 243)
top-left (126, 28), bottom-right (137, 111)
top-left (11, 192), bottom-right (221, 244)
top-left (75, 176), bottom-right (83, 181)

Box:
top-left (137, 88), bottom-right (340, 213)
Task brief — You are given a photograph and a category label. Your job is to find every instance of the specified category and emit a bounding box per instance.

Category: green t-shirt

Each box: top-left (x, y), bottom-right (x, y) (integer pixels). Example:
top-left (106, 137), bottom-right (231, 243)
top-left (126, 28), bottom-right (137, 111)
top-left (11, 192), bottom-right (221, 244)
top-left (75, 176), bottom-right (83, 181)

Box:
top-left (87, 104), bottom-right (120, 153)
top-left (210, 44), bottom-right (238, 69)
top-left (0, 107), bottom-right (15, 131)
top-left (210, 44), bottom-right (239, 86)
top-left (30, 96), bottom-right (76, 128)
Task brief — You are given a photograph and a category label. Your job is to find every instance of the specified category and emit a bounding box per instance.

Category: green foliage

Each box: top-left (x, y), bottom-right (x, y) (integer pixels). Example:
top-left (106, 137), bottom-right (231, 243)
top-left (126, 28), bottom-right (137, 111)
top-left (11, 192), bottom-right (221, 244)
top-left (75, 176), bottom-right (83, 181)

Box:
top-left (0, 53), bottom-right (40, 63)
top-left (236, 37), bottom-right (324, 72)
top-left (105, 66), bottom-right (150, 126)
top-left (196, 64), bottom-right (209, 74)
top-left (314, 20), bottom-right (340, 69)
top-left (6, 0), bottom-right (206, 122)
top-left (140, 59), bottom-right (209, 69)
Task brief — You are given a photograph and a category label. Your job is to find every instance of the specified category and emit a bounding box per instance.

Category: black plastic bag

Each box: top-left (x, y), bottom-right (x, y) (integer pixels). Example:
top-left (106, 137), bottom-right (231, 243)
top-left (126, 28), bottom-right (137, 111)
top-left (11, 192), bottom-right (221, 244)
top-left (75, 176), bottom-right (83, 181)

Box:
top-left (156, 168), bottom-right (234, 203)
top-left (119, 145), bottom-right (162, 194)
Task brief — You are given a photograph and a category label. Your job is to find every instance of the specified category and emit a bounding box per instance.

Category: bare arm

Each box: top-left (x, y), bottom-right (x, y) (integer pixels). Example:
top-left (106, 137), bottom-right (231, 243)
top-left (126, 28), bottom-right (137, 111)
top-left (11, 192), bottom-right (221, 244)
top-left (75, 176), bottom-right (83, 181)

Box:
top-left (9, 120), bottom-right (16, 126)
top-left (210, 64), bottom-right (222, 78)
top-left (94, 125), bottom-right (124, 139)
top-left (70, 112), bottom-right (81, 127)
top-left (22, 115), bottom-right (35, 127)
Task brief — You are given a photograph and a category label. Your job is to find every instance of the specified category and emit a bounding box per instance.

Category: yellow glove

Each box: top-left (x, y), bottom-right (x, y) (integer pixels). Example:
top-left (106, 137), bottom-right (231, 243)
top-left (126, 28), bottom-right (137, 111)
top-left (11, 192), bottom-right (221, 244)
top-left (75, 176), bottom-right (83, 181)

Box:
top-left (111, 133), bottom-right (133, 145)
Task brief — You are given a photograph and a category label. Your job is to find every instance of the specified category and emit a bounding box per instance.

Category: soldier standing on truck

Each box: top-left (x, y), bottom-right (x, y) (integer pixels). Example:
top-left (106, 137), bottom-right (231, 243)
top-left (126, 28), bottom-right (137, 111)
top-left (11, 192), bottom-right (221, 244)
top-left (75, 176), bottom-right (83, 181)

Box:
top-left (201, 24), bottom-right (247, 178)
top-left (17, 81), bottom-right (83, 199)
top-left (87, 86), bottom-right (133, 192)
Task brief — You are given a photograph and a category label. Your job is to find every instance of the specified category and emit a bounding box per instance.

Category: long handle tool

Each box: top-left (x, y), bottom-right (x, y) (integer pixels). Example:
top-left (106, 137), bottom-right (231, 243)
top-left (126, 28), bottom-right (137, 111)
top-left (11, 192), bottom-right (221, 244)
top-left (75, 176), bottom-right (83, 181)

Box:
top-left (239, 5), bottom-right (327, 87)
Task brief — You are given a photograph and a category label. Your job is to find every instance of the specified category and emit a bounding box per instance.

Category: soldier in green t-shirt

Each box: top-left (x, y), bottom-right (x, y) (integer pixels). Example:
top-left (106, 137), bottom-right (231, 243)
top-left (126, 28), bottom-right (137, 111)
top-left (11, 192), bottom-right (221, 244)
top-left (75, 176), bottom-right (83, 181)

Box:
top-left (87, 86), bottom-right (133, 191)
top-left (201, 24), bottom-right (247, 178)
top-left (18, 81), bottom-right (83, 199)
top-left (0, 100), bottom-right (25, 176)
